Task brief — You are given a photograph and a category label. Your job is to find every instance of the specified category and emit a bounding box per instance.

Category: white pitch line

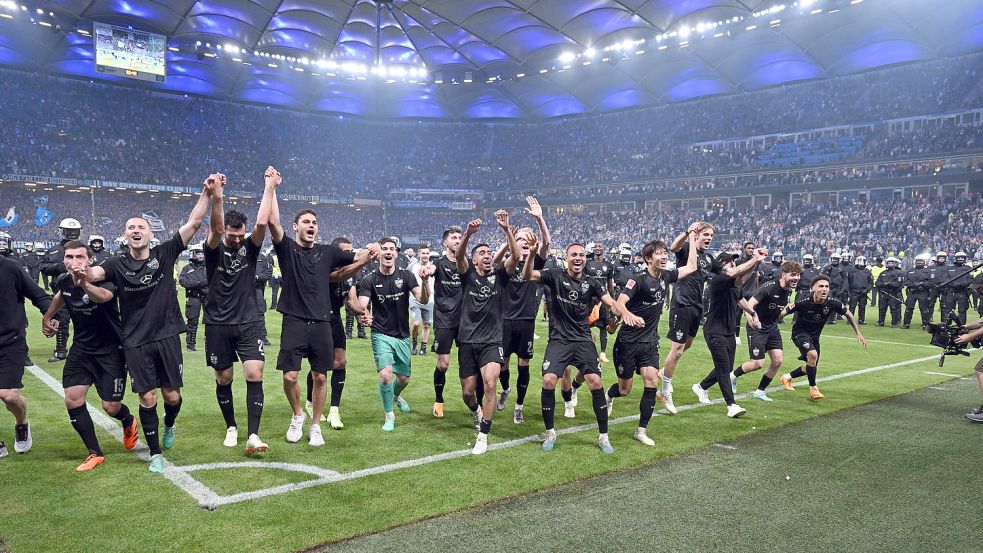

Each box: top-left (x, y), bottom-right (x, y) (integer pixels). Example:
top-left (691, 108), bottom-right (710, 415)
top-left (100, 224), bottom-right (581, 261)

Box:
top-left (25, 353), bottom-right (967, 509)
top-left (927, 386), bottom-right (947, 390)
top-left (25, 364), bottom-right (222, 508)
top-left (924, 371), bottom-right (962, 378)
top-left (777, 330), bottom-right (936, 349)
top-left (713, 443), bottom-right (738, 450)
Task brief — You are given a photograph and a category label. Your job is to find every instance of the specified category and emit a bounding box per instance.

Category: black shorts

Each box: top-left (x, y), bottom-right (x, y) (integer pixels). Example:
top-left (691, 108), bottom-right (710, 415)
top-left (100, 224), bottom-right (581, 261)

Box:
top-left (458, 343), bottom-right (505, 379)
top-left (277, 314), bottom-right (334, 373)
top-left (612, 340), bottom-right (660, 379)
top-left (0, 341), bottom-right (27, 390)
top-left (502, 319), bottom-right (535, 360)
top-left (746, 325), bottom-right (783, 360)
top-left (667, 304), bottom-right (702, 343)
top-left (432, 325), bottom-right (459, 355)
top-left (124, 335), bottom-right (184, 393)
top-left (792, 333), bottom-right (820, 362)
top-left (331, 316), bottom-right (347, 351)
top-left (591, 304), bottom-right (612, 328)
top-left (204, 322), bottom-right (265, 370)
top-left (63, 348), bottom-right (127, 402)
top-left (541, 340), bottom-right (601, 378)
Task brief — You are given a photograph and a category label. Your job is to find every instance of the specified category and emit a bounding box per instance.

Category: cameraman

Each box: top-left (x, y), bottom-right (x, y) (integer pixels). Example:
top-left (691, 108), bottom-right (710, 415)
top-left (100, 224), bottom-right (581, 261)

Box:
top-left (955, 276), bottom-right (983, 423)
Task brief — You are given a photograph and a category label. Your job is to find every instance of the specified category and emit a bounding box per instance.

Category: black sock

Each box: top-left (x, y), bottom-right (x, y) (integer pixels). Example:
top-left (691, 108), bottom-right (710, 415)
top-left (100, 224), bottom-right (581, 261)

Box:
top-left (246, 380), bottom-right (264, 436)
top-left (466, 397), bottom-right (479, 412)
top-left (607, 383), bottom-right (622, 399)
top-left (479, 418), bottom-right (492, 434)
top-left (68, 405), bottom-right (102, 456)
top-left (789, 367), bottom-right (806, 379)
top-left (599, 331), bottom-right (608, 353)
top-left (216, 383), bottom-right (236, 428)
top-left (591, 388), bottom-right (609, 434)
top-left (758, 374), bottom-right (774, 391)
top-left (517, 365), bottom-right (530, 405)
top-left (476, 374), bottom-right (485, 407)
top-left (306, 371), bottom-right (314, 403)
top-left (110, 403), bottom-right (133, 428)
top-left (639, 387), bottom-right (658, 428)
top-left (541, 389), bottom-right (555, 430)
top-left (499, 368), bottom-right (510, 391)
top-left (572, 379), bottom-right (583, 391)
top-left (330, 368), bottom-right (346, 408)
top-left (434, 368), bottom-right (445, 403)
top-left (163, 397), bottom-right (182, 428)
top-left (806, 365), bottom-right (818, 387)
top-left (139, 404), bottom-right (161, 455)
top-left (734, 366), bottom-right (745, 377)
top-left (560, 388), bottom-right (573, 402)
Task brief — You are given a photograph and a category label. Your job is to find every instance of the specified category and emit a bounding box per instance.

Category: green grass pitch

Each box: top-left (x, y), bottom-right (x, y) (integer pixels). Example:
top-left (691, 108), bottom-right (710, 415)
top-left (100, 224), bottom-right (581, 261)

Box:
top-left (0, 296), bottom-right (978, 552)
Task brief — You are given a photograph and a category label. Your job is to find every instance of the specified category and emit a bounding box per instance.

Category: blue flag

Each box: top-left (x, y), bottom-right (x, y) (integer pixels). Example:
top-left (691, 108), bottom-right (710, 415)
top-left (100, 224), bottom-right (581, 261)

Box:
top-left (35, 206), bottom-right (54, 227)
top-left (0, 207), bottom-right (18, 228)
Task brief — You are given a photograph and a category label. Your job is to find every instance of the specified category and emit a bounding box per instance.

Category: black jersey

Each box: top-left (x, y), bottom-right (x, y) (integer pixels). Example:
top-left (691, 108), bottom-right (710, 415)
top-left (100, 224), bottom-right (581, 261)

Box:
top-left (539, 268), bottom-right (606, 342)
top-left (274, 239), bottom-right (355, 321)
top-left (357, 268), bottom-right (417, 339)
top-left (330, 278), bottom-right (354, 317)
top-left (670, 243), bottom-right (720, 308)
top-left (0, 256), bottom-right (51, 348)
top-left (585, 259), bottom-right (614, 290)
top-left (503, 255), bottom-right (545, 320)
top-left (433, 255), bottom-right (463, 328)
top-left (203, 239), bottom-right (261, 325)
top-left (459, 266), bottom-right (510, 344)
top-left (55, 274), bottom-right (121, 354)
top-left (617, 269), bottom-right (678, 343)
top-left (789, 296), bottom-right (847, 338)
top-left (101, 233), bottom-right (186, 348)
top-left (750, 280), bottom-right (792, 329)
top-left (704, 273), bottom-right (740, 336)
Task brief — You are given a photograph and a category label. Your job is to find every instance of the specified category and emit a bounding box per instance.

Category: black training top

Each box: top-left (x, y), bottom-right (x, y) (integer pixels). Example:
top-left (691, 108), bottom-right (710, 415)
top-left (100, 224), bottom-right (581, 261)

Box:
top-left (357, 268), bottom-right (417, 339)
top-left (539, 268), bottom-right (606, 342)
top-left (458, 265), bottom-right (510, 344)
top-left (704, 273), bottom-right (740, 336)
top-left (750, 280), bottom-right (792, 329)
top-left (56, 273), bottom-right (121, 354)
top-left (670, 243), bottom-right (720, 308)
top-left (274, 239), bottom-right (355, 321)
top-left (789, 296), bottom-right (847, 338)
top-left (617, 269), bottom-right (678, 344)
top-left (432, 255), bottom-right (463, 329)
top-left (203, 239), bottom-right (261, 325)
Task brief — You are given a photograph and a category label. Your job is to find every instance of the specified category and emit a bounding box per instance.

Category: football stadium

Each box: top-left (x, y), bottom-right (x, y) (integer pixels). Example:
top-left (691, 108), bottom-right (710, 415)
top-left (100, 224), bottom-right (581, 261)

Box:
top-left (0, 0), bottom-right (982, 551)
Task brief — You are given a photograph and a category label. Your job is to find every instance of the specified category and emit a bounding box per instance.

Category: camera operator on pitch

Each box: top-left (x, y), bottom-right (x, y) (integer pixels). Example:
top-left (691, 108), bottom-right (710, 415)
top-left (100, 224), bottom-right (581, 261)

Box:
top-left (953, 275), bottom-right (983, 423)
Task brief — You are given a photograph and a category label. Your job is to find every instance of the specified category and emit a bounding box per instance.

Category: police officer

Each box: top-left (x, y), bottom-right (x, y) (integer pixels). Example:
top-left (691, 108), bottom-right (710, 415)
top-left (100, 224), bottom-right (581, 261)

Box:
top-left (19, 242), bottom-right (42, 284)
top-left (940, 251), bottom-right (974, 325)
top-left (757, 251), bottom-right (783, 285)
top-left (848, 255), bottom-right (873, 325)
top-left (255, 247), bottom-right (273, 346)
top-left (869, 257), bottom-right (885, 307)
top-left (0, 232), bottom-right (18, 263)
top-left (612, 242), bottom-right (637, 292)
top-left (903, 253), bottom-right (933, 329)
top-left (876, 257), bottom-right (904, 327)
top-left (40, 218), bottom-right (82, 361)
top-left (267, 247), bottom-right (280, 310)
top-left (796, 254), bottom-right (820, 302)
top-left (824, 253), bottom-right (844, 323)
top-left (88, 235), bottom-right (111, 266)
top-left (928, 252), bottom-right (947, 317)
top-left (178, 244), bottom-right (208, 351)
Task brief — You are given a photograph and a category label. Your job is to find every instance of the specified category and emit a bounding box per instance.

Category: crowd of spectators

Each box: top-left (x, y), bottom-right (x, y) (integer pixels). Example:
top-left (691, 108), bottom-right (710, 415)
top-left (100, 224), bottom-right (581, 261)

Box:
top-left (1, 53), bottom-right (981, 198)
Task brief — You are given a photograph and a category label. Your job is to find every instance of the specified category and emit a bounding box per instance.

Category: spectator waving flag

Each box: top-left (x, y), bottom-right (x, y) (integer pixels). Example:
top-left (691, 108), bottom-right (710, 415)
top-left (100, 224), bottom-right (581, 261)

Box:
top-left (0, 207), bottom-right (18, 228)
top-left (141, 210), bottom-right (165, 232)
top-left (34, 195), bottom-right (55, 227)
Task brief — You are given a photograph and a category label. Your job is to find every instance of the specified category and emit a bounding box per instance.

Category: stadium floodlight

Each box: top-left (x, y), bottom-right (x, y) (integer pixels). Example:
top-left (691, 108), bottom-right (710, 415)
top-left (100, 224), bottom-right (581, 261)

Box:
top-left (558, 51), bottom-right (575, 63)
top-left (679, 26), bottom-right (690, 38)
top-left (696, 22), bottom-right (706, 33)
top-left (35, 7), bottom-right (41, 13)
top-left (583, 47), bottom-right (596, 58)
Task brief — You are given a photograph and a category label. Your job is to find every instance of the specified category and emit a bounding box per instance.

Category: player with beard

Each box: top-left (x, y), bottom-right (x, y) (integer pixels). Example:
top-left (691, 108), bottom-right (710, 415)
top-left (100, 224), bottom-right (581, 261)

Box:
top-left (691, 248), bottom-right (768, 417)
top-left (585, 242), bottom-right (615, 364)
top-left (408, 245), bottom-right (436, 356)
top-left (779, 276), bottom-right (868, 400)
top-left (659, 222), bottom-right (726, 414)
top-left (200, 166), bottom-right (278, 454)
top-left (523, 243), bottom-right (644, 454)
top-left (455, 211), bottom-right (520, 453)
top-left (269, 183), bottom-right (379, 446)
top-left (81, 175), bottom-right (215, 472)
top-left (351, 238), bottom-right (432, 431)
top-left (492, 196), bottom-right (550, 423)
top-left (730, 261), bottom-right (802, 402)
top-left (607, 235), bottom-right (698, 446)
top-left (41, 241), bottom-right (139, 471)
top-left (431, 226), bottom-right (464, 419)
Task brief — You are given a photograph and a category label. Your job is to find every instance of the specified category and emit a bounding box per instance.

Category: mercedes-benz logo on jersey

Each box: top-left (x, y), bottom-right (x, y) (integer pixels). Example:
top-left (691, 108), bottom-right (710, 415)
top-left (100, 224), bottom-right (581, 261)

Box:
top-left (140, 274), bottom-right (153, 284)
top-left (450, 272), bottom-right (460, 282)
top-left (479, 285), bottom-right (491, 295)
top-left (147, 258), bottom-right (159, 271)
top-left (568, 290), bottom-right (579, 301)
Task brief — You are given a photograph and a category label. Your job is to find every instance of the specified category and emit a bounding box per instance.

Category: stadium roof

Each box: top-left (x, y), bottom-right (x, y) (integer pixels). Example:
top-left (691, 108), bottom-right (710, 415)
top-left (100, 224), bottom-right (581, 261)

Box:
top-left (1, 0), bottom-right (982, 119)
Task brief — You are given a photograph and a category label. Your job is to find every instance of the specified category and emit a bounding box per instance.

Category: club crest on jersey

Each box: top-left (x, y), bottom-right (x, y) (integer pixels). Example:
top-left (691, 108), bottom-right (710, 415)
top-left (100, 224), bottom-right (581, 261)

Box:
top-left (147, 258), bottom-right (159, 271)
top-left (394, 277), bottom-right (404, 288)
top-left (81, 293), bottom-right (90, 305)
top-left (488, 274), bottom-right (496, 285)
top-left (625, 279), bottom-right (636, 290)
top-left (581, 281), bottom-right (589, 293)
top-left (238, 246), bottom-right (246, 257)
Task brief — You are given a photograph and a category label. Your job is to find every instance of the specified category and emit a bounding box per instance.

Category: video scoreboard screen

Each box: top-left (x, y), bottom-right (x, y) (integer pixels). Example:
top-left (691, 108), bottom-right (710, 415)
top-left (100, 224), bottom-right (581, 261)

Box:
top-left (94, 22), bottom-right (166, 83)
